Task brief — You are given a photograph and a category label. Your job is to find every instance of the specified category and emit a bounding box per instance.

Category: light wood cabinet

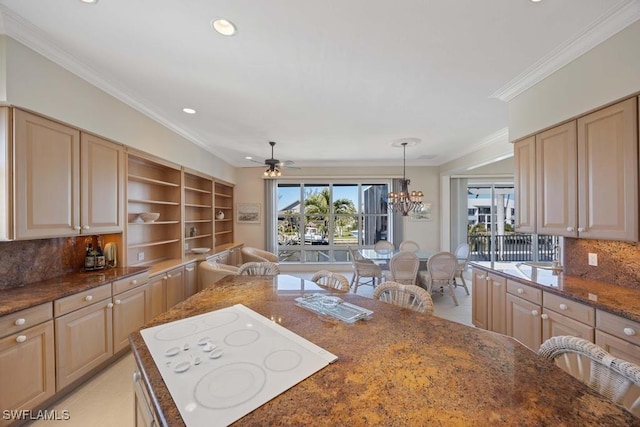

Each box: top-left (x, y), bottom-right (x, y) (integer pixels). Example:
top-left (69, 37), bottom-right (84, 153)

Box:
top-left (214, 181), bottom-right (234, 249)
top-left (228, 243), bottom-right (243, 266)
top-left (13, 109), bottom-right (123, 239)
top-left (148, 274), bottom-right (167, 320)
top-left (165, 266), bottom-right (185, 309)
top-left (112, 276), bottom-right (151, 354)
top-left (506, 293), bottom-right (542, 351)
top-left (471, 269), bottom-right (505, 333)
top-left (595, 309), bottom-right (640, 364)
top-left (184, 170), bottom-right (214, 255)
top-left (0, 317), bottom-right (55, 424)
top-left (126, 152), bottom-right (182, 268)
top-left (576, 97), bottom-right (638, 241)
top-left (54, 297), bottom-right (113, 390)
top-left (148, 266), bottom-right (186, 319)
top-left (513, 135), bottom-right (536, 233)
top-left (541, 308), bottom-right (594, 343)
top-left (535, 121), bottom-right (578, 237)
top-left (184, 262), bottom-right (198, 299)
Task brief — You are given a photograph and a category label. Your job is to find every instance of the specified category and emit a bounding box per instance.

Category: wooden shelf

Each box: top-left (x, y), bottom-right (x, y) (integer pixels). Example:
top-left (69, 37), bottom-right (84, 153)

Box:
top-left (215, 230), bottom-right (233, 236)
top-left (184, 219), bottom-right (212, 224)
top-left (128, 174), bottom-right (180, 188)
top-left (128, 198), bottom-right (180, 206)
top-left (128, 221), bottom-right (180, 225)
top-left (128, 238), bottom-right (181, 249)
top-left (185, 186), bottom-right (212, 194)
top-left (185, 234), bottom-right (212, 241)
top-left (185, 203), bottom-right (212, 208)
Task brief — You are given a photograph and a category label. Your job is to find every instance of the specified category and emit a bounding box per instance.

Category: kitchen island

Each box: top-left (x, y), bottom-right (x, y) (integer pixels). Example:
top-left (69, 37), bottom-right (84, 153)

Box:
top-left (129, 275), bottom-right (639, 426)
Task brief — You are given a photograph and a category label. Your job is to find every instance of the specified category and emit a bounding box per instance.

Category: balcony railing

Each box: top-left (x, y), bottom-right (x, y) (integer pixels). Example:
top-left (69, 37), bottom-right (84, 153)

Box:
top-left (468, 233), bottom-right (558, 262)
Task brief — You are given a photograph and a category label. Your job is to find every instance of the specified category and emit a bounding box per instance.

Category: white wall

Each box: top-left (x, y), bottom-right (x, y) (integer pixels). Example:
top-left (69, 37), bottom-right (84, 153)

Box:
top-left (508, 20), bottom-right (640, 141)
top-left (234, 165), bottom-right (441, 253)
top-left (1, 36), bottom-right (235, 182)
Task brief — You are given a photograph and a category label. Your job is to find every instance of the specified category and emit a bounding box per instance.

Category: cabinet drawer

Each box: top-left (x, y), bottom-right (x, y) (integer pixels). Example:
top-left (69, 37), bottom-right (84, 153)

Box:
top-left (596, 310), bottom-right (640, 347)
top-left (54, 284), bottom-right (112, 317)
top-left (506, 280), bottom-right (542, 305)
top-left (595, 330), bottom-right (640, 365)
top-left (0, 303), bottom-right (53, 338)
top-left (543, 292), bottom-right (595, 326)
top-left (113, 272), bottom-right (149, 295)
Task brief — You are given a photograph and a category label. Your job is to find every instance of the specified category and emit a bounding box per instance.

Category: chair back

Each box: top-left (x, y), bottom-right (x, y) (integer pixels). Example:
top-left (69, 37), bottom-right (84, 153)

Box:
top-left (454, 243), bottom-right (470, 260)
top-left (198, 261), bottom-right (239, 289)
top-left (241, 247), bottom-right (279, 263)
top-left (539, 336), bottom-right (640, 417)
top-left (389, 251), bottom-right (420, 285)
top-left (373, 240), bottom-right (395, 254)
top-left (311, 270), bottom-right (350, 292)
top-left (373, 281), bottom-right (434, 314)
top-left (399, 240), bottom-right (420, 253)
top-left (426, 252), bottom-right (457, 284)
top-left (238, 261), bottom-right (280, 276)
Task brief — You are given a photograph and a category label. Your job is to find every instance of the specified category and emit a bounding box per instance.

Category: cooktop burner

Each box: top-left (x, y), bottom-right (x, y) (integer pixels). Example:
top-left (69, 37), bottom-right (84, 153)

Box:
top-left (140, 304), bottom-right (337, 426)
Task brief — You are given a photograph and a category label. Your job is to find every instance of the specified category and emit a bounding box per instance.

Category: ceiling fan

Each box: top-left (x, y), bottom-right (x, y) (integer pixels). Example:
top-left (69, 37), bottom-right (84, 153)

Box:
top-left (249, 141), bottom-right (299, 176)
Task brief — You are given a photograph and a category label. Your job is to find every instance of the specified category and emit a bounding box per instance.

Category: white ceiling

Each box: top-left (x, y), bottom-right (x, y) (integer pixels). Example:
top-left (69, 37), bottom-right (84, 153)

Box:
top-left (0, 0), bottom-right (638, 168)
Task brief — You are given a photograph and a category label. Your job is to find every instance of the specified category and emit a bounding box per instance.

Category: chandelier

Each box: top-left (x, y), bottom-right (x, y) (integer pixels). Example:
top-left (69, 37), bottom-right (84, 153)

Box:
top-left (387, 141), bottom-right (424, 216)
top-left (264, 164), bottom-right (281, 177)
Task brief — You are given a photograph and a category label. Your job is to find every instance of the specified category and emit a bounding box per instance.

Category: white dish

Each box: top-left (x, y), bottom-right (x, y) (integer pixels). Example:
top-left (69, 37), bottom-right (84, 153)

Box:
top-left (165, 346), bottom-right (180, 357)
top-left (174, 361), bottom-right (191, 373)
top-left (192, 248), bottom-right (211, 254)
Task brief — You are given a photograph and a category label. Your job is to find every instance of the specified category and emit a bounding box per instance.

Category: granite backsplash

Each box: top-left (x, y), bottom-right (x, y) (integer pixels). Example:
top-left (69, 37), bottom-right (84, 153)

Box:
top-left (0, 234), bottom-right (121, 290)
top-left (564, 237), bottom-right (640, 290)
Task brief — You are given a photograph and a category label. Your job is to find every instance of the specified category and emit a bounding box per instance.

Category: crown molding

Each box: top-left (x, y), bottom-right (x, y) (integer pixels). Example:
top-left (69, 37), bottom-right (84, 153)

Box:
top-left (490, 0), bottom-right (640, 102)
top-left (0, 6), bottom-right (237, 165)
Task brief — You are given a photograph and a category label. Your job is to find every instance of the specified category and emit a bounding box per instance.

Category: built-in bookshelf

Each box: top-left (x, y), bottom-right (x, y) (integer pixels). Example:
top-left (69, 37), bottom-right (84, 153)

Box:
top-left (214, 181), bottom-right (234, 249)
top-left (184, 170), bottom-right (214, 255)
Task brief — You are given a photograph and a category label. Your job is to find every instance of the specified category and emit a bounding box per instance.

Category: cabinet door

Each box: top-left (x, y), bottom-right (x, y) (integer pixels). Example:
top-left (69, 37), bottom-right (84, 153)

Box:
top-left (541, 308), bottom-right (594, 344)
top-left (55, 299), bottom-right (113, 390)
top-left (166, 267), bottom-right (185, 309)
top-left (577, 97), bottom-right (638, 241)
top-left (0, 321), bottom-right (55, 419)
top-left (148, 275), bottom-right (166, 320)
top-left (184, 263), bottom-right (198, 299)
top-left (471, 269), bottom-right (489, 330)
top-left (487, 273), bottom-right (506, 334)
top-left (595, 330), bottom-right (640, 365)
top-left (14, 109), bottom-right (80, 239)
top-left (536, 121), bottom-right (577, 237)
top-left (506, 294), bottom-right (542, 352)
top-left (113, 284), bottom-right (151, 353)
top-left (514, 136), bottom-right (536, 233)
top-left (81, 133), bottom-right (124, 234)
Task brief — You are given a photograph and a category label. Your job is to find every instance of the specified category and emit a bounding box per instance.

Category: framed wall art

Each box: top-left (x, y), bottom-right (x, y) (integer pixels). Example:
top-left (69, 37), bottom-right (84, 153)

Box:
top-left (236, 203), bottom-right (261, 224)
top-left (409, 202), bottom-right (432, 221)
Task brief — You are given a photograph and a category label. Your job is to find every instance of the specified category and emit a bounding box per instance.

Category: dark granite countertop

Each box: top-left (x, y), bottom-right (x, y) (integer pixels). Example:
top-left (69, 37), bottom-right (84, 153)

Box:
top-left (0, 267), bottom-right (148, 316)
top-left (130, 275), bottom-right (639, 426)
top-left (471, 262), bottom-right (640, 323)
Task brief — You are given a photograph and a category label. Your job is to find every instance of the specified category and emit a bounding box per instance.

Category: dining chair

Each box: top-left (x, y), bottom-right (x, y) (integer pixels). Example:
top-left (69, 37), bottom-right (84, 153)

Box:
top-left (241, 246), bottom-right (279, 263)
top-left (539, 336), bottom-right (640, 417)
top-left (198, 261), bottom-right (239, 289)
top-left (453, 243), bottom-right (470, 295)
top-left (372, 281), bottom-right (434, 315)
top-left (238, 261), bottom-right (280, 275)
top-left (373, 240), bottom-right (395, 253)
top-left (418, 251), bottom-right (459, 305)
top-left (383, 251), bottom-right (419, 285)
top-left (399, 240), bottom-right (420, 253)
top-left (347, 246), bottom-right (382, 293)
top-left (310, 270), bottom-right (350, 292)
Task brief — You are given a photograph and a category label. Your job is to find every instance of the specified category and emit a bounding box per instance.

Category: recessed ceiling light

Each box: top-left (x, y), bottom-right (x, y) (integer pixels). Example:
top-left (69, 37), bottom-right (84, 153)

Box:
top-left (245, 156), bottom-right (253, 160)
top-left (212, 19), bottom-right (236, 36)
top-left (530, 0), bottom-right (542, 2)
top-left (79, 0), bottom-right (98, 4)
top-left (182, 108), bottom-right (196, 114)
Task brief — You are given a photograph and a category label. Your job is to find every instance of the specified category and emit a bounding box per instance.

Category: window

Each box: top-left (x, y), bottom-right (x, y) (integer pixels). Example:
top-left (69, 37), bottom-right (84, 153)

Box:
top-left (276, 181), bottom-right (390, 263)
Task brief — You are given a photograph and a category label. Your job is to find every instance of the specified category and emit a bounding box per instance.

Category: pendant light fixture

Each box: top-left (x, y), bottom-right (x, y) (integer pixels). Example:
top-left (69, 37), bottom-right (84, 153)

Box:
top-left (388, 140), bottom-right (424, 216)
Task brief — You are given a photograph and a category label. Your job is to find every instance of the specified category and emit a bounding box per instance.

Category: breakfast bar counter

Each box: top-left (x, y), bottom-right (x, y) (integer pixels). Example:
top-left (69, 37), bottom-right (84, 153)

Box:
top-left (129, 275), bottom-right (638, 426)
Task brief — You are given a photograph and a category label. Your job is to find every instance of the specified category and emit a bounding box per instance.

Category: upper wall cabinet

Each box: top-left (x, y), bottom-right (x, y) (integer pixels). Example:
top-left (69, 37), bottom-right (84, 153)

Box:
top-left (514, 136), bottom-right (536, 233)
top-left (12, 109), bottom-right (124, 240)
top-left (520, 97), bottom-right (638, 241)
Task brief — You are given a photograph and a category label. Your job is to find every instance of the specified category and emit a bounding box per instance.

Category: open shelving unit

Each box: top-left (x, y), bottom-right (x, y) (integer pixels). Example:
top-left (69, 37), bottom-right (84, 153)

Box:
top-left (214, 181), bottom-right (234, 250)
top-left (184, 170), bottom-right (214, 256)
top-left (126, 152), bottom-right (183, 268)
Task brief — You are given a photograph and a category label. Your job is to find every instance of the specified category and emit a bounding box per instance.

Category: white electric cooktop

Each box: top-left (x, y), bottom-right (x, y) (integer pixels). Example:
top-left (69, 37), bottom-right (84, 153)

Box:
top-left (140, 304), bottom-right (337, 426)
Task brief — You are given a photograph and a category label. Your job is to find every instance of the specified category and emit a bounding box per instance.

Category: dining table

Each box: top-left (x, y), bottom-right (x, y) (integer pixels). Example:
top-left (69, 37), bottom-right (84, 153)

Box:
top-left (129, 274), bottom-right (638, 426)
top-left (358, 248), bottom-right (433, 262)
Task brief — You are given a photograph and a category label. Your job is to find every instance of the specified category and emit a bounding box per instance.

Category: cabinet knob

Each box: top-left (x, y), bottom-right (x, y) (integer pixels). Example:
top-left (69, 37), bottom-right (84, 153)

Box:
top-left (541, 314), bottom-right (549, 320)
top-left (133, 371), bottom-right (141, 382)
top-left (115, 299), bottom-right (121, 305)
top-left (16, 335), bottom-right (26, 343)
top-left (517, 288), bottom-right (524, 294)
top-left (132, 280), bottom-right (138, 285)
top-left (73, 225), bottom-right (81, 231)
top-left (85, 295), bottom-right (93, 302)
top-left (559, 303), bottom-right (568, 310)
top-left (107, 302), bottom-right (114, 308)
top-left (479, 275), bottom-right (485, 280)
top-left (187, 267), bottom-right (194, 272)
top-left (14, 318), bottom-right (26, 326)
top-left (623, 327), bottom-right (636, 336)
top-left (167, 274), bottom-right (172, 278)
top-left (566, 227), bottom-right (574, 232)
top-left (577, 227), bottom-right (585, 232)
top-left (82, 225), bottom-right (90, 231)
top-left (531, 310), bottom-right (539, 316)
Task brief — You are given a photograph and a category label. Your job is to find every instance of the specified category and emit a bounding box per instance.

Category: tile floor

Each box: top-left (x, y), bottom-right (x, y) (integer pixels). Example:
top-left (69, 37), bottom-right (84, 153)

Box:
top-left (29, 271), bottom-right (472, 426)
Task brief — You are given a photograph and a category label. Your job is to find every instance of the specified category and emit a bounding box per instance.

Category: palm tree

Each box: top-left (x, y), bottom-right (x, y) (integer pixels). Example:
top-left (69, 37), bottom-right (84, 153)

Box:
top-left (304, 188), bottom-right (355, 239)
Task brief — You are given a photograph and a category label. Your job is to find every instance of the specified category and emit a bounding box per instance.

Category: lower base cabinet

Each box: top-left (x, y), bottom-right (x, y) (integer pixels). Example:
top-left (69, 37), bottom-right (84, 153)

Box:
top-left (55, 298), bottom-right (113, 390)
top-left (0, 321), bottom-right (55, 426)
top-left (184, 263), bottom-right (198, 299)
top-left (506, 293), bottom-right (542, 351)
top-left (113, 283), bottom-right (151, 353)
